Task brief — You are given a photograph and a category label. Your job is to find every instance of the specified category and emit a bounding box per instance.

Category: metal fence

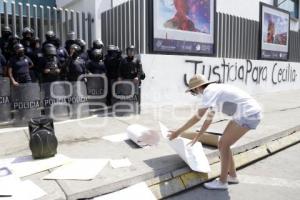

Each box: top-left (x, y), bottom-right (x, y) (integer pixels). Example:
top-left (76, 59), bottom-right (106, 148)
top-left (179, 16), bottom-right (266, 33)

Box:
top-left (0, 0), bottom-right (93, 47)
top-left (101, 0), bottom-right (146, 54)
top-left (101, 1), bottom-right (300, 62)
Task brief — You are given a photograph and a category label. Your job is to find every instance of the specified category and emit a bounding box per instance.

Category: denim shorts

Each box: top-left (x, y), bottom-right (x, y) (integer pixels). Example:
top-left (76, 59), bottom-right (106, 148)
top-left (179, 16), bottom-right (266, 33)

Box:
top-left (234, 112), bottom-right (262, 130)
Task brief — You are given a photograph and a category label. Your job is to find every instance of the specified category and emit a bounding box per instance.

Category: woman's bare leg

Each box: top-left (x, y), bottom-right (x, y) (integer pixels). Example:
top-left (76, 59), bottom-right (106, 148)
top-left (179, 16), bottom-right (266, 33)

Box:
top-left (218, 121), bottom-right (249, 183)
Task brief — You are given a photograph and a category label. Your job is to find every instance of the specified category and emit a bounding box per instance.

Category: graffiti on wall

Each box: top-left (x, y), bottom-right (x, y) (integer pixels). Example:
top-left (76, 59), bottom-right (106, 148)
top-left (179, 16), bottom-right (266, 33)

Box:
top-left (184, 59), bottom-right (298, 86)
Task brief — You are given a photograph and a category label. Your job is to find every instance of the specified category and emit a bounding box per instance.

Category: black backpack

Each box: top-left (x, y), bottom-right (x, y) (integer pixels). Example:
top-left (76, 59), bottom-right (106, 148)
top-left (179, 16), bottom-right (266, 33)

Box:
top-left (28, 117), bottom-right (58, 159)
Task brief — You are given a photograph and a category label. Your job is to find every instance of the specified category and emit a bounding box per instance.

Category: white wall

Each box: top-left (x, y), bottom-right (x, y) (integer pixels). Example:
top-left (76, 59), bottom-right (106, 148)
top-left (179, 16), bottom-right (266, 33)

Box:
top-left (140, 54), bottom-right (300, 106)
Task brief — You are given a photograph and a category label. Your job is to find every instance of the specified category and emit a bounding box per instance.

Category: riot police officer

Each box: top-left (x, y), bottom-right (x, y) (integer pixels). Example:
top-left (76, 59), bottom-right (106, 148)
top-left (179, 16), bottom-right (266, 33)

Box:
top-left (66, 44), bottom-right (86, 82)
top-left (40, 44), bottom-right (62, 83)
top-left (21, 27), bottom-right (34, 56)
top-left (7, 34), bottom-right (21, 59)
top-left (0, 52), bottom-right (7, 77)
top-left (53, 38), bottom-right (69, 68)
top-left (87, 39), bottom-right (104, 60)
top-left (75, 39), bottom-right (89, 62)
top-left (8, 44), bottom-right (34, 86)
top-left (42, 31), bottom-right (57, 50)
top-left (0, 26), bottom-right (12, 60)
top-left (65, 31), bottom-right (76, 54)
top-left (118, 45), bottom-right (145, 83)
top-left (87, 49), bottom-right (106, 74)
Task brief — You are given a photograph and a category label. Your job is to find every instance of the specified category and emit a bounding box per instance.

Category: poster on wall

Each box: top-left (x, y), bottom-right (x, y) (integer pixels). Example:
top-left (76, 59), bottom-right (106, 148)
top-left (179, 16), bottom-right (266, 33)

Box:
top-left (151, 0), bottom-right (215, 55)
top-left (259, 3), bottom-right (290, 61)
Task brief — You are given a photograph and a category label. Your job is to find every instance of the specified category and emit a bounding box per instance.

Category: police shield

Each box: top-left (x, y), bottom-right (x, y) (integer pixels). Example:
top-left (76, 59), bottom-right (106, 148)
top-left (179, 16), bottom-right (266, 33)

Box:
top-left (111, 80), bottom-right (140, 116)
top-left (86, 74), bottom-right (107, 112)
top-left (0, 77), bottom-right (11, 123)
top-left (68, 81), bottom-right (89, 118)
top-left (41, 81), bottom-right (70, 120)
top-left (11, 83), bottom-right (41, 126)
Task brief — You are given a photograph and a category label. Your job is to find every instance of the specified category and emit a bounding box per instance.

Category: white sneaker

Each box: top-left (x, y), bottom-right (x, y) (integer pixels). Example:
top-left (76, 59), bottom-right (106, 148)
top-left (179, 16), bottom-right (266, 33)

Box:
top-left (227, 175), bottom-right (239, 184)
top-left (204, 179), bottom-right (228, 190)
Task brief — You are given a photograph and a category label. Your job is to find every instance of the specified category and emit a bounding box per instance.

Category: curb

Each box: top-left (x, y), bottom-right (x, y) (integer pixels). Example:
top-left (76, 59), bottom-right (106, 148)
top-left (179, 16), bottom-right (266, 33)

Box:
top-left (147, 131), bottom-right (300, 199)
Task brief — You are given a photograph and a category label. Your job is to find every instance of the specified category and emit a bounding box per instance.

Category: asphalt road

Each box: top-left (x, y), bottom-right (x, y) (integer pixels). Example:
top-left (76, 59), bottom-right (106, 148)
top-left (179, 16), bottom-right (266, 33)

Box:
top-left (166, 143), bottom-right (300, 200)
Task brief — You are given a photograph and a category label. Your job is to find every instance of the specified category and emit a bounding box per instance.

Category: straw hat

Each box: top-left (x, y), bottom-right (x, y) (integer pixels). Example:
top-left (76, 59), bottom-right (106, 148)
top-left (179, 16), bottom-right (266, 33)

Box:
top-left (185, 74), bottom-right (215, 93)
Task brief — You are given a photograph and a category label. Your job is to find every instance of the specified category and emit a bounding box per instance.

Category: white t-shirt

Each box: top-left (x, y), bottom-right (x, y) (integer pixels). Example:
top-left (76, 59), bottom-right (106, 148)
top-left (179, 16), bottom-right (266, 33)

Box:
top-left (201, 83), bottom-right (262, 120)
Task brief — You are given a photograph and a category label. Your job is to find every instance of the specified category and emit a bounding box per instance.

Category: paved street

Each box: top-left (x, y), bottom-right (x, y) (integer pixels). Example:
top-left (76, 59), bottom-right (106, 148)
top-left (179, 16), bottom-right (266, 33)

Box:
top-left (166, 143), bottom-right (300, 200)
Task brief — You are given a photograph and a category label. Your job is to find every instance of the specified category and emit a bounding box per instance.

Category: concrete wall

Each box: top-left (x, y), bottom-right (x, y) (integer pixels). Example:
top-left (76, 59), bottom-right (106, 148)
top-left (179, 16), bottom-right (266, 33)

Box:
top-left (140, 54), bottom-right (300, 106)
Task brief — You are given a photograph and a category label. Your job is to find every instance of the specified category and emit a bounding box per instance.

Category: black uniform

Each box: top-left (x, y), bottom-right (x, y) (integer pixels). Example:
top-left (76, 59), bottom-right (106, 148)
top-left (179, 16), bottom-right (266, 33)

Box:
top-left (0, 53), bottom-right (7, 77)
top-left (0, 27), bottom-right (12, 60)
top-left (65, 31), bottom-right (76, 54)
top-left (119, 56), bottom-right (145, 81)
top-left (8, 55), bottom-right (33, 83)
top-left (87, 39), bottom-right (104, 60)
top-left (40, 56), bottom-right (62, 83)
top-left (67, 57), bottom-right (86, 82)
top-left (104, 49), bottom-right (122, 80)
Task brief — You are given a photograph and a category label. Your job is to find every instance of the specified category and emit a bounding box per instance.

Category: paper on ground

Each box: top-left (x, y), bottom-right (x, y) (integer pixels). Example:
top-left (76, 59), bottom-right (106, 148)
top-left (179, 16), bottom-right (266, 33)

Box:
top-left (94, 182), bottom-right (156, 200)
top-left (7, 180), bottom-right (46, 200)
top-left (126, 124), bottom-right (160, 147)
top-left (110, 158), bottom-right (132, 169)
top-left (102, 133), bottom-right (129, 142)
top-left (2, 154), bottom-right (72, 178)
top-left (159, 122), bottom-right (211, 173)
top-left (43, 159), bottom-right (109, 180)
top-left (0, 176), bottom-right (46, 200)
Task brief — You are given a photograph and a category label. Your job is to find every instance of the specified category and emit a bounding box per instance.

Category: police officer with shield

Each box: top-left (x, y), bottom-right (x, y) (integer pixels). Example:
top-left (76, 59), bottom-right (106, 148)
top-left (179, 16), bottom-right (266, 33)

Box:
top-left (40, 44), bottom-right (62, 83)
top-left (87, 49), bottom-right (106, 75)
top-left (8, 44), bottom-right (34, 86)
top-left (65, 44), bottom-right (87, 82)
top-left (42, 31), bottom-right (57, 50)
top-left (75, 39), bottom-right (89, 62)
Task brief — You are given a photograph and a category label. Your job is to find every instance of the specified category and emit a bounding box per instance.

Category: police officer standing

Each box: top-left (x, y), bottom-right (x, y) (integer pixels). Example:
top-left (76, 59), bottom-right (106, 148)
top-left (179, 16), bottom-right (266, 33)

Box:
top-left (0, 26), bottom-right (12, 60)
top-left (75, 39), bottom-right (89, 62)
top-left (87, 49), bottom-right (106, 75)
top-left (21, 27), bottom-right (34, 56)
top-left (53, 38), bottom-right (69, 69)
top-left (8, 44), bottom-right (34, 86)
top-left (104, 45), bottom-right (122, 105)
top-left (40, 44), bottom-right (62, 83)
top-left (118, 45), bottom-right (145, 83)
top-left (118, 45), bottom-right (145, 113)
top-left (87, 39), bottom-right (104, 60)
top-left (65, 44), bottom-right (87, 82)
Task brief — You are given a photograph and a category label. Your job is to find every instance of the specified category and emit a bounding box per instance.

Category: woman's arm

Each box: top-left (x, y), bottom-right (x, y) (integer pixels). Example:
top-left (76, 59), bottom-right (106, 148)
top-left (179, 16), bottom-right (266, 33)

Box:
top-left (168, 107), bottom-right (208, 140)
top-left (188, 109), bottom-right (215, 146)
top-left (8, 67), bottom-right (18, 86)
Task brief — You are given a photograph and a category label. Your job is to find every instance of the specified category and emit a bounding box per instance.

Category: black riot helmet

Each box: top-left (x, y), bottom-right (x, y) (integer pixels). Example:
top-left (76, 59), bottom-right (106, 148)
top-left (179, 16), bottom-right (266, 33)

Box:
top-left (31, 37), bottom-right (41, 49)
top-left (91, 49), bottom-right (103, 61)
top-left (69, 44), bottom-right (81, 58)
top-left (2, 26), bottom-right (12, 38)
top-left (9, 34), bottom-right (20, 45)
top-left (45, 30), bottom-right (56, 41)
top-left (44, 44), bottom-right (57, 57)
top-left (92, 39), bottom-right (104, 49)
top-left (14, 43), bottom-right (25, 57)
top-left (75, 39), bottom-right (86, 52)
top-left (67, 31), bottom-right (76, 40)
top-left (22, 27), bottom-right (34, 39)
top-left (126, 45), bottom-right (135, 57)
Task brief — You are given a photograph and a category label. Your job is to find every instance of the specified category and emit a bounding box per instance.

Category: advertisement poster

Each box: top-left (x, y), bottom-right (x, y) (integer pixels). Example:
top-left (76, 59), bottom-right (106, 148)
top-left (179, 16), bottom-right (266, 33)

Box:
top-left (260, 3), bottom-right (290, 60)
top-left (152, 0), bottom-right (215, 55)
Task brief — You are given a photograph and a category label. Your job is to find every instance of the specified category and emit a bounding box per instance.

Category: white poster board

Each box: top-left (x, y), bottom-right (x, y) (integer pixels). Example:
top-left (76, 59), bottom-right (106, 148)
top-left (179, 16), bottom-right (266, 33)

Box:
top-left (159, 122), bottom-right (211, 173)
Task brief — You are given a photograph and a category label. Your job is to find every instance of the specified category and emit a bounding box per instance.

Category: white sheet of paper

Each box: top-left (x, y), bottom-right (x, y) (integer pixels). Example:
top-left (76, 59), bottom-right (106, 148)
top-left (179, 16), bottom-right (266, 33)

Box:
top-left (102, 133), bottom-right (129, 143)
top-left (110, 158), bottom-right (132, 169)
top-left (94, 182), bottom-right (156, 200)
top-left (159, 122), bottom-right (211, 173)
top-left (43, 159), bottom-right (109, 180)
top-left (0, 178), bottom-right (46, 200)
top-left (3, 154), bottom-right (72, 178)
top-left (0, 174), bottom-right (21, 196)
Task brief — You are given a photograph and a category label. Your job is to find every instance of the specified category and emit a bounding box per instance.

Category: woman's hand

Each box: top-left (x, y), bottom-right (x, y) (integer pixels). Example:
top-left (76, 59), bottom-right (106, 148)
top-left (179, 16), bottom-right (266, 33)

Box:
top-left (167, 130), bottom-right (180, 140)
top-left (187, 137), bottom-right (199, 147)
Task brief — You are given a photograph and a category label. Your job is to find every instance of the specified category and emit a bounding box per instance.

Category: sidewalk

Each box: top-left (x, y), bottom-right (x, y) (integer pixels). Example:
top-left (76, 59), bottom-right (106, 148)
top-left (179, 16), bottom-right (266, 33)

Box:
top-left (1, 90), bottom-right (300, 200)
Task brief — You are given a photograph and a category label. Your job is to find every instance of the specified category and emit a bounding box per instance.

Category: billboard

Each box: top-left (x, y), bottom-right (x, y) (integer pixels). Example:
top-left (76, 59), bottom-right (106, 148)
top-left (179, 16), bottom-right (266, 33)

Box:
top-left (259, 3), bottom-right (290, 61)
top-left (151, 0), bottom-right (215, 55)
